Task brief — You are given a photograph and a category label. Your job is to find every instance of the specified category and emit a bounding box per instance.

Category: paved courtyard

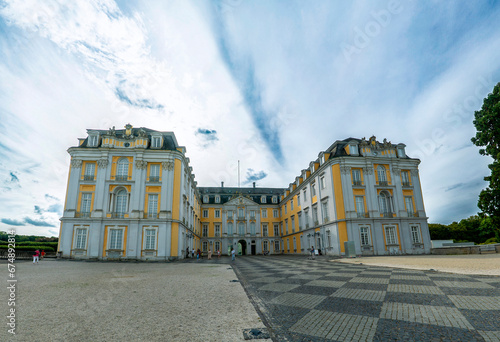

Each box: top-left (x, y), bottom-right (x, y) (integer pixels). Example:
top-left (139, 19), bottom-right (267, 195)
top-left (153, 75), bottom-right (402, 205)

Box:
top-left (232, 256), bottom-right (500, 342)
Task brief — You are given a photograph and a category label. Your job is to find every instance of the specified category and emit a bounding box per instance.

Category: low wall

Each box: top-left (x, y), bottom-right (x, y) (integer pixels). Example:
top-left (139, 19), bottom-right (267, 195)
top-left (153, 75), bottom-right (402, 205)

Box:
top-left (431, 244), bottom-right (500, 255)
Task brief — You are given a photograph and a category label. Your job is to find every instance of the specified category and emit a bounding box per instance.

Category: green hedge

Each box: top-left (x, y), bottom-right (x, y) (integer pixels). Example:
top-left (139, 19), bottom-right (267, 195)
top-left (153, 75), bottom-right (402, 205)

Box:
top-left (0, 245), bottom-right (55, 252)
top-left (14, 241), bottom-right (59, 247)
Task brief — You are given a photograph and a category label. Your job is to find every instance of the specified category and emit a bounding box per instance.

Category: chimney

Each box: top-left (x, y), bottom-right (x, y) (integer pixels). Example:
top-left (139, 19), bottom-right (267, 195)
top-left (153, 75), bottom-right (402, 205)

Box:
top-left (253, 182), bottom-right (256, 188)
top-left (221, 181), bottom-right (224, 188)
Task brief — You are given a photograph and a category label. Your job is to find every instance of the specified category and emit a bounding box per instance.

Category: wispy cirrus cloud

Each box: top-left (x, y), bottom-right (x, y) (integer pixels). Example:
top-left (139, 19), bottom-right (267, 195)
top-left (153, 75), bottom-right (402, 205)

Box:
top-left (243, 168), bottom-right (267, 185)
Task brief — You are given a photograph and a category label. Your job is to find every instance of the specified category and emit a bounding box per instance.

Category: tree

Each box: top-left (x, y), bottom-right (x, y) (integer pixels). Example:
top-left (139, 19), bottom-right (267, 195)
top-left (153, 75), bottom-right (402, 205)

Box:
top-left (471, 82), bottom-right (500, 239)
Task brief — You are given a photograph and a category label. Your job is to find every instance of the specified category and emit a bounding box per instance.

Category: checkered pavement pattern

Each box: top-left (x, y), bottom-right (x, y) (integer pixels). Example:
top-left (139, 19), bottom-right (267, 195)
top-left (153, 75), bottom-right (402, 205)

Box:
top-left (232, 256), bottom-right (500, 342)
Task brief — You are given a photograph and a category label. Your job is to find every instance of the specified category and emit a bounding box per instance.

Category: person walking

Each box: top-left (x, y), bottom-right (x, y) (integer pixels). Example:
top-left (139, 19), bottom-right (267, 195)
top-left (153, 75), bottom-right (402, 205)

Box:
top-left (192, 248), bottom-right (195, 258)
top-left (33, 249), bottom-right (40, 264)
top-left (217, 250), bottom-right (221, 259)
top-left (41, 250), bottom-right (46, 260)
top-left (310, 246), bottom-right (315, 260)
top-left (231, 247), bottom-right (236, 261)
top-left (208, 249), bottom-right (212, 260)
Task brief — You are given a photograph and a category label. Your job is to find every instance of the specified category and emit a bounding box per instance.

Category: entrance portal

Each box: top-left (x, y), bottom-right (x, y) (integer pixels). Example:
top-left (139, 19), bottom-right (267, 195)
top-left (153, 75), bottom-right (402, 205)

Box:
top-left (237, 240), bottom-right (247, 255)
top-left (251, 240), bottom-right (256, 255)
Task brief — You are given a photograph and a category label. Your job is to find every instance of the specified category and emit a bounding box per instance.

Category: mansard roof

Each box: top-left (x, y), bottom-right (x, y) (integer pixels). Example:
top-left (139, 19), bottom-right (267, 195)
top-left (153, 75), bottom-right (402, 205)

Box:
top-left (198, 186), bottom-right (285, 205)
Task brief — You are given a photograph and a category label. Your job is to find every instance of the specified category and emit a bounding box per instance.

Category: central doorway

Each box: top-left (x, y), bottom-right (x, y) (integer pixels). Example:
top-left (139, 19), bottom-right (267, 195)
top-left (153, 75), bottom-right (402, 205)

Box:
top-left (237, 240), bottom-right (247, 255)
top-left (251, 240), bottom-right (256, 255)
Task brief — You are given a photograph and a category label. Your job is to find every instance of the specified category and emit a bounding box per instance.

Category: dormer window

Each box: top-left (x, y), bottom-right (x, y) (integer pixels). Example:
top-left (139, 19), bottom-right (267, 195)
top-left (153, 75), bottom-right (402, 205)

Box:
top-left (88, 135), bottom-right (99, 147)
top-left (203, 195), bottom-right (209, 203)
top-left (215, 195), bottom-right (220, 203)
top-left (350, 144), bottom-right (358, 156)
top-left (272, 196), bottom-right (277, 204)
top-left (261, 196), bottom-right (266, 204)
top-left (151, 136), bottom-right (162, 149)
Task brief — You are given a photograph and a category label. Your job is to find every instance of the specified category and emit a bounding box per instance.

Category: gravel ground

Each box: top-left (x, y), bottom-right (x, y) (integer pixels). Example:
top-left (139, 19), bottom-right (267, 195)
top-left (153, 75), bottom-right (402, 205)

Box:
top-left (0, 259), bottom-right (270, 342)
top-left (335, 254), bottom-right (500, 275)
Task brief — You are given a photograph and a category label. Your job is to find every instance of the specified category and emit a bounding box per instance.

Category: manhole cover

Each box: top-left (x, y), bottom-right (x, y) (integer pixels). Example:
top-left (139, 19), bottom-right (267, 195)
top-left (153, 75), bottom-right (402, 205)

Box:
top-left (243, 328), bottom-right (270, 340)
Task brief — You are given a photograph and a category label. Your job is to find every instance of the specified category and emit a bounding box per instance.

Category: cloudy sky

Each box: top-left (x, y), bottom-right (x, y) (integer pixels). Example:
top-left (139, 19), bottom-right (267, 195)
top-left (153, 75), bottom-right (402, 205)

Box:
top-left (1, 0), bottom-right (500, 237)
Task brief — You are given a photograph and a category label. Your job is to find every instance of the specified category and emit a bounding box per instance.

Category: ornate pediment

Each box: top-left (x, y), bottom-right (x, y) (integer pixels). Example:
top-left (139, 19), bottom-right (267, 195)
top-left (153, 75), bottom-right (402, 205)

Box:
top-left (224, 195), bottom-right (258, 207)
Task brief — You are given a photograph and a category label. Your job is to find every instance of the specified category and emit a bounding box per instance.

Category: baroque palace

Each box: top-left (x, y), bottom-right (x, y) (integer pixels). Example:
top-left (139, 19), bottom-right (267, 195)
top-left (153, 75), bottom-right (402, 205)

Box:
top-left (58, 124), bottom-right (430, 260)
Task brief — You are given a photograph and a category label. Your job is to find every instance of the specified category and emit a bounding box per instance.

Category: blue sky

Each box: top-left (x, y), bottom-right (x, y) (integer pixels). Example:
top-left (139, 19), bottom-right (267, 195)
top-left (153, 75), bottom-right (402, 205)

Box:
top-left (1, 0), bottom-right (500, 236)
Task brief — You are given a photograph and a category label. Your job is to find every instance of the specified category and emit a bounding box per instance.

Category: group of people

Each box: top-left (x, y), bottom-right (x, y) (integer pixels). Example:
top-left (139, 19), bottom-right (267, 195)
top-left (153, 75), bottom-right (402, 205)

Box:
top-left (33, 249), bottom-right (46, 264)
top-left (186, 247), bottom-right (221, 260)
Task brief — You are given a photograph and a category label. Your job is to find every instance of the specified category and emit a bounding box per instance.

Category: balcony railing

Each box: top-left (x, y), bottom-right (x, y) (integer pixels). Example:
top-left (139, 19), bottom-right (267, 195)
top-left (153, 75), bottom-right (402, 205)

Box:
top-left (352, 180), bottom-right (363, 186)
top-left (357, 212), bottom-right (369, 218)
top-left (75, 212), bottom-right (91, 218)
top-left (408, 212), bottom-right (419, 217)
top-left (382, 212), bottom-right (393, 218)
top-left (111, 212), bottom-right (125, 218)
top-left (148, 176), bottom-right (160, 183)
top-left (83, 175), bottom-right (95, 181)
top-left (145, 213), bottom-right (158, 219)
top-left (115, 175), bottom-right (128, 181)
top-left (402, 181), bottom-right (411, 187)
top-left (378, 180), bottom-right (389, 186)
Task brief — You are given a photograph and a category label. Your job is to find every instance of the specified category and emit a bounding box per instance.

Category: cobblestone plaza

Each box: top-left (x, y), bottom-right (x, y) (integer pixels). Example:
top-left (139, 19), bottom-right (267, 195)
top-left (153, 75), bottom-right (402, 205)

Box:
top-left (232, 256), bottom-right (500, 341)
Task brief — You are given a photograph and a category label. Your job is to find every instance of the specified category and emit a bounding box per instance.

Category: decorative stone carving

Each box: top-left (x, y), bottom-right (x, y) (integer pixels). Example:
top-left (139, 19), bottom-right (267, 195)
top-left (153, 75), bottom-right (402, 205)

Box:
top-left (392, 166), bottom-right (400, 174)
top-left (108, 126), bottom-right (116, 136)
top-left (363, 167), bottom-right (374, 175)
top-left (97, 159), bottom-right (109, 168)
top-left (162, 161), bottom-right (174, 170)
top-left (340, 166), bottom-right (350, 175)
top-left (71, 159), bottom-right (82, 168)
top-left (410, 169), bottom-right (419, 177)
top-left (135, 160), bottom-right (147, 169)
top-left (138, 128), bottom-right (147, 138)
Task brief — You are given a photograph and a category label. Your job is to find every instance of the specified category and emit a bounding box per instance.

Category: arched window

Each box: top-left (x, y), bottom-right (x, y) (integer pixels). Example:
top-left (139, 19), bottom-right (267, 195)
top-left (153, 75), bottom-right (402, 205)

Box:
top-left (115, 189), bottom-right (128, 218)
top-left (238, 222), bottom-right (245, 235)
top-left (379, 191), bottom-right (392, 216)
top-left (117, 158), bottom-right (129, 180)
top-left (377, 165), bottom-right (387, 184)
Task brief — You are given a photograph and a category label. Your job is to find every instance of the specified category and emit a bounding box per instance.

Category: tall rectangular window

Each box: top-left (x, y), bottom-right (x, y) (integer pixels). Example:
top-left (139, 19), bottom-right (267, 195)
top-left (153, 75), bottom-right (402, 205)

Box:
top-left (291, 199), bottom-right (294, 211)
top-left (297, 194), bottom-right (301, 206)
top-left (385, 226), bottom-right (397, 245)
top-left (263, 240), bottom-right (269, 251)
top-left (144, 229), bottom-right (156, 249)
top-left (203, 210), bottom-right (209, 218)
top-left (285, 219), bottom-right (289, 234)
top-left (311, 183), bottom-right (316, 197)
top-left (250, 210), bottom-right (255, 218)
top-left (228, 222), bottom-right (233, 235)
top-left (215, 209), bottom-right (221, 218)
top-left (273, 209), bottom-right (279, 218)
top-left (291, 216), bottom-right (295, 233)
top-left (238, 222), bottom-right (245, 235)
top-left (304, 209), bottom-right (309, 227)
top-left (148, 194), bottom-right (158, 218)
top-left (228, 210), bottom-right (233, 218)
top-left (273, 224), bottom-right (279, 236)
top-left (215, 224), bottom-right (220, 237)
top-left (152, 136), bottom-right (162, 148)
top-left (352, 169), bottom-right (362, 185)
top-left (75, 228), bottom-right (87, 249)
top-left (263, 224), bottom-right (268, 237)
top-left (202, 224), bottom-right (208, 237)
top-left (274, 240), bottom-right (280, 251)
top-left (80, 193), bottom-right (92, 215)
top-left (303, 189), bottom-right (307, 201)
top-left (405, 196), bottom-right (414, 216)
top-left (238, 208), bottom-right (244, 218)
top-left (250, 222), bottom-right (256, 235)
top-left (109, 229), bottom-right (123, 250)
top-left (261, 209), bottom-right (267, 218)
top-left (149, 164), bottom-right (160, 182)
top-left (401, 171), bottom-right (410, 186)
top-left (312, 207), bottom-right (318, 224)
top-left (355, 196), bottom-right (365, 216)
top-left (284, 204), bottom-right (287, 214)
top-left (298, 212), bottom-right (302, 230)
top-left (411, 225), bottom-right (422, 244)
top-left (320, 176), bottom-right (326, 189)
top-left (322, 201), bottom-right (329, 221)
top-left (360, 226), bottom-right (371, 245)
top-left (84, 163), bottom-right (95, 180)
